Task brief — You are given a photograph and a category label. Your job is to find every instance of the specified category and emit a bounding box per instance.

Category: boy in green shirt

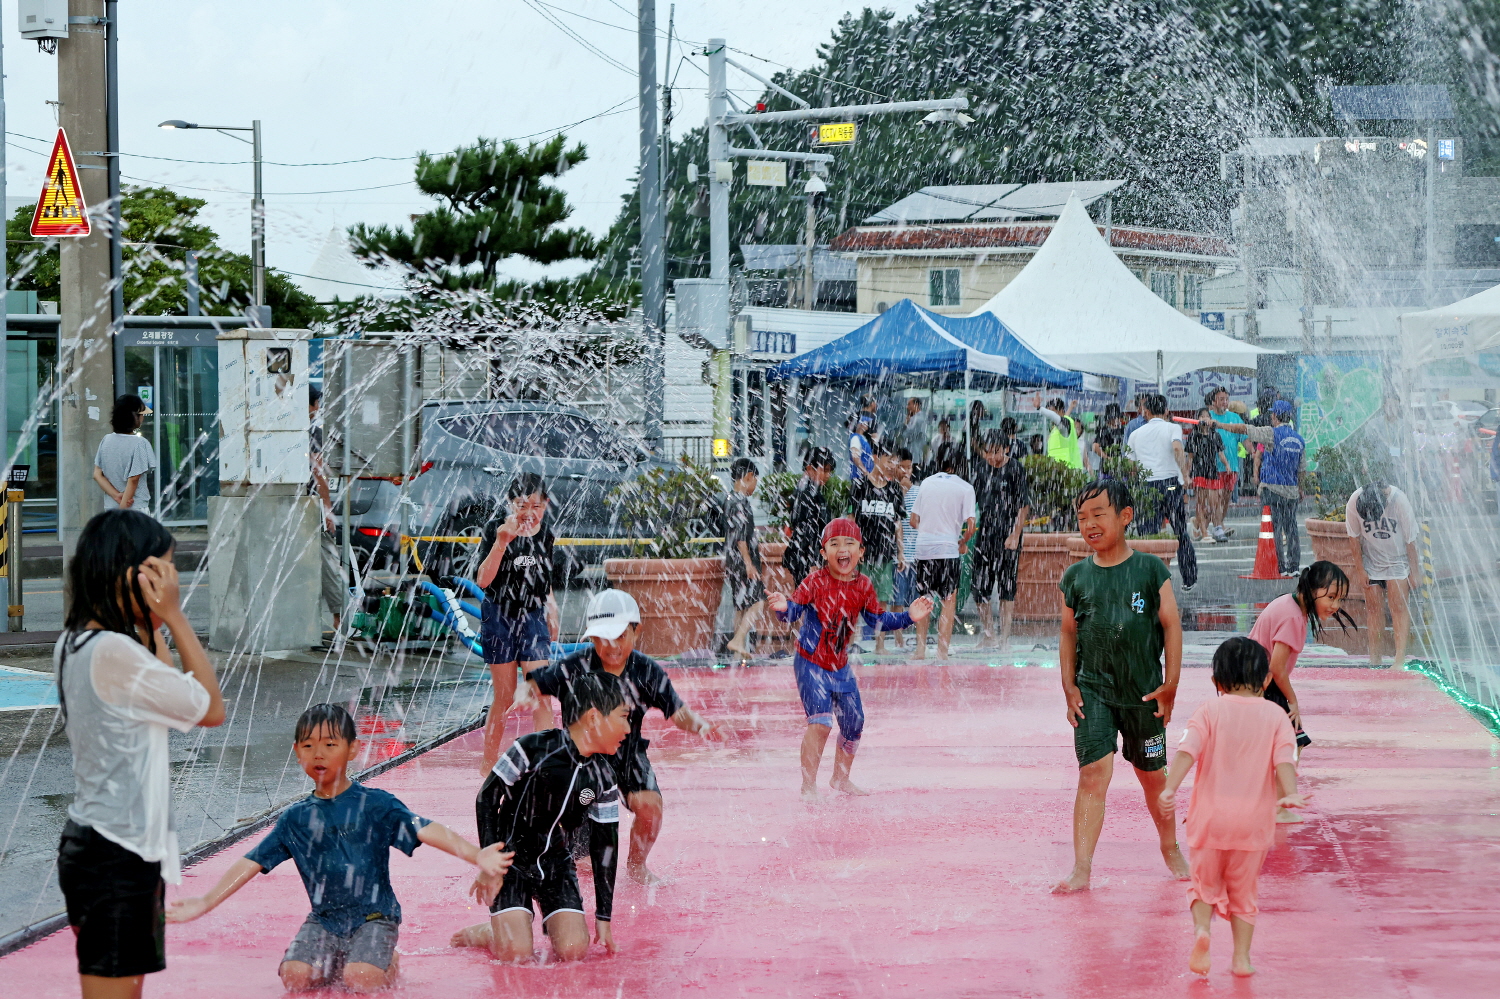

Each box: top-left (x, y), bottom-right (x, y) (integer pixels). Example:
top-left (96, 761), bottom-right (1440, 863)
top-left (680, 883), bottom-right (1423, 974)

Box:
top-left (1053, 479), bottom-right (1189, 893)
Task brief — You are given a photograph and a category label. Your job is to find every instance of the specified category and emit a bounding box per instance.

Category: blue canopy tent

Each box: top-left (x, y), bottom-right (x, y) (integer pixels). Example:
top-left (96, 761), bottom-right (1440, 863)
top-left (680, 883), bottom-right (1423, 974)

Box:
top-left (765, 298), bottom-right (1083, 386)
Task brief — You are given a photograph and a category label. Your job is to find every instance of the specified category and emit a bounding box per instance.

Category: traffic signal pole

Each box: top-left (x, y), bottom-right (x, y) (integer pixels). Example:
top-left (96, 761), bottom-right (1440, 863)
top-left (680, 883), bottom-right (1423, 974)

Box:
top-left (638, 1), bottom-right (665, 454)
top-left (57, 0), bottom-right (116, 558)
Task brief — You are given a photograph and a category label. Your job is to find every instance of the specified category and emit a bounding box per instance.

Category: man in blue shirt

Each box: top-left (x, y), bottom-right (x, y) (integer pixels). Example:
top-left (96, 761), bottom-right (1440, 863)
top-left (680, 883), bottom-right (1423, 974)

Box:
top-left (1214, 400), bottom-right (1305, 576)
top-left (1122, 393), bottom-right (1150, 443)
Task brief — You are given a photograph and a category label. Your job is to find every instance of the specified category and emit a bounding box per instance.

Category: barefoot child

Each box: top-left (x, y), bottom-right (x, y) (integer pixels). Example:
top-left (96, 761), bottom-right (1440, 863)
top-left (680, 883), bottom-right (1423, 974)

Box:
top-left (476, 473), bottom-right (561, 773)
top-left (453, 672), bottom-right (630, 961)
top-left (1054, 479), bottom-right (1188, 893)
top-left (724, 458), bottom-right (765, 662)
top-left (168, 703), bottom-right (511, 992)
top-left (528, 589), bottom-right (724, 885)
top-left (57, 511), bottom-right (226, 998)
top-left (768, 518), bottom-right (934, 798)
top-left (1159, 637), bottom-right (1309, 978)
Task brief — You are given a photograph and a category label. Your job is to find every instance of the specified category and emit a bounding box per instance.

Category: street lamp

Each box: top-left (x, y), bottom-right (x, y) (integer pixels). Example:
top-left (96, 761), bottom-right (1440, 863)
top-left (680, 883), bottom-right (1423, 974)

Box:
top-left (160, 118), bottom-right (266, 323)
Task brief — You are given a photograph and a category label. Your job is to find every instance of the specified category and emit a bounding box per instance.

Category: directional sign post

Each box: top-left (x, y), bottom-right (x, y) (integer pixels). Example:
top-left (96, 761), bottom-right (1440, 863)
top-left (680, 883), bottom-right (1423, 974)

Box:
top-left (30, 128), bottom-right (91, 238)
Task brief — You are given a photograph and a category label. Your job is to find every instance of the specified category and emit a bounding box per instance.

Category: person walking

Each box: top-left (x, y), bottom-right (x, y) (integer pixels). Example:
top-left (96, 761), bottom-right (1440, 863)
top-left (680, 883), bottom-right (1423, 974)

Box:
top-left (909, 443), bottom-right (976, 660)
top-left (1126, 394), bottom-right (1198, 591)
top-left (786, 447), bottom-right (836, 587)
top-left (971, 432), bottom-right (1030, 651)
top-left (1207, 386), bottom-right (1246, 535)
top-left (1214, 402), bottom-right (1306, 576)
top-left (1185, 408), bottom-right (1229, 545)
top-left (93, 395), bottom-right (157, 516)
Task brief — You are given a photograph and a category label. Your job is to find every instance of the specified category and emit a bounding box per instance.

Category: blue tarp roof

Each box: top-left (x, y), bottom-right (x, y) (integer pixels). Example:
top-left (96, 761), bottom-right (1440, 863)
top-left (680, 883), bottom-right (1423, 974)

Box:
top-left (765, 298), bottom-right (1083, 386)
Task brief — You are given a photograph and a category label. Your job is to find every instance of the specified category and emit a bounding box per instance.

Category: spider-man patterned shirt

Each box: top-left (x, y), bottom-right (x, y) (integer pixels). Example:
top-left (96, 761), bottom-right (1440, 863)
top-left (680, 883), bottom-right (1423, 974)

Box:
top-left (775, 568), bottom-right (912, 671)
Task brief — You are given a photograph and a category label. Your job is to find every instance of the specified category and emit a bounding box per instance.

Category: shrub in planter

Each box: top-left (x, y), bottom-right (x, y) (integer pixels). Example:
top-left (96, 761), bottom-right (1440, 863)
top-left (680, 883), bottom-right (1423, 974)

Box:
top-left (761, 469), bottom-right (851, 532)
top-left (1012, 455), bottom-right (1089, 621)
top-left (604, 459), bottom-right (726, 656)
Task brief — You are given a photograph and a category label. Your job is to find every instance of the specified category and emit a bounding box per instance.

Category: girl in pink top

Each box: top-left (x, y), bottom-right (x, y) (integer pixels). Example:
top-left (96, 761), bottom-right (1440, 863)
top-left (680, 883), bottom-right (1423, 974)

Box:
top-left (1246, 562), bottom-right (1352, 775)
top-left (1160, 638), bottom-right (1308, 978)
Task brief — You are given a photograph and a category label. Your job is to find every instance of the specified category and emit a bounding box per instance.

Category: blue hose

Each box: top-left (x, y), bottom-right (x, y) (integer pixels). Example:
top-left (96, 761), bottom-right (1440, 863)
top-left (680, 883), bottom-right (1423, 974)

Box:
top-left (452, 577), bottom-right (486, 602)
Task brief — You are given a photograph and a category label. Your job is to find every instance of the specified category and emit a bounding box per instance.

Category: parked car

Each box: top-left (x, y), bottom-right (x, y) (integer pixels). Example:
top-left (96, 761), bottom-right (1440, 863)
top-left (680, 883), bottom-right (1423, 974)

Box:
top-left (1452, 399), bottom-right (1490, 424)
top-left (344, 401), bottom-right (674, 580)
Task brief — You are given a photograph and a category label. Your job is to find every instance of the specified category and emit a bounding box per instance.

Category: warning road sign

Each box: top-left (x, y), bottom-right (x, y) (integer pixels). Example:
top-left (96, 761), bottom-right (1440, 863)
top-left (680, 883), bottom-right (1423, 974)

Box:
top-left (30, 129), bottom-right (91, 237)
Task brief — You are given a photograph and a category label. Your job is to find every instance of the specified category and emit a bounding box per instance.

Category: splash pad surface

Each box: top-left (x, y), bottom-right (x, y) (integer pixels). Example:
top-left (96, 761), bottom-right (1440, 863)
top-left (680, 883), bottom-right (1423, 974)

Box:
top-left (5, 655), bottom-right (1497, 998)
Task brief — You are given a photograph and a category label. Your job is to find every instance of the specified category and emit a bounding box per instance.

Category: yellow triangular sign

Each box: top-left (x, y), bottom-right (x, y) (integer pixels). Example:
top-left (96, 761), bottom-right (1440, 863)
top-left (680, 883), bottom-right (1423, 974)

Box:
top-left (30, 128), bottom-right (91, 237)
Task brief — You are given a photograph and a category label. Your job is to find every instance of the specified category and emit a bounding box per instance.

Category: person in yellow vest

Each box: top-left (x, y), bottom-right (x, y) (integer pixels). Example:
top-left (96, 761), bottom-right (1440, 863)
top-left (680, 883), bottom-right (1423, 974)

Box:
top-left (1041, 397), bottom-right (1085, 470)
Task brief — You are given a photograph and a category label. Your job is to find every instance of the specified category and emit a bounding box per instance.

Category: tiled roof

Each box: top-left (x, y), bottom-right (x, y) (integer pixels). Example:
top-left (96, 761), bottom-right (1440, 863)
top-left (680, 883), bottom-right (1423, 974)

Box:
top-left (830, 222), bottom-right (1233, 257)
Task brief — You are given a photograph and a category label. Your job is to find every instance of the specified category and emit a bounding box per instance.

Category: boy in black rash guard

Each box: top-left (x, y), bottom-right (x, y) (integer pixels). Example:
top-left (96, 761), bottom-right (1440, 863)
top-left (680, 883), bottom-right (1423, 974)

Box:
top-left (528, 588), bottom-right (724, 885)
top-left (476, 473), bottom-right (559, 774)
top-left (849, 443), bottom-right (907, 653)
top-left (451, 672), bottom-right (631, 962)
top-left (785, 447), bottom-right (836, 586)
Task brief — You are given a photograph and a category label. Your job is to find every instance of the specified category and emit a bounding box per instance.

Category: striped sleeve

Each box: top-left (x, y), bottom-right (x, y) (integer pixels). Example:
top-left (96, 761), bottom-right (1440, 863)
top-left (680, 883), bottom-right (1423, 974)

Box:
top-left (588, 780), bottom-right (620, 825)
top-left (492, 740), bottom-right (529, 786)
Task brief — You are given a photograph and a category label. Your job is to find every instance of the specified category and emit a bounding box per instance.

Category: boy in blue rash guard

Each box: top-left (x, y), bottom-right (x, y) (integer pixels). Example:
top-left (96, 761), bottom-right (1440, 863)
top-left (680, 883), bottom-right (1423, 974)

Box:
top-left (768, 517), bottom-right (933, 800)
top-left (167, 703), bottom-right (511, 992)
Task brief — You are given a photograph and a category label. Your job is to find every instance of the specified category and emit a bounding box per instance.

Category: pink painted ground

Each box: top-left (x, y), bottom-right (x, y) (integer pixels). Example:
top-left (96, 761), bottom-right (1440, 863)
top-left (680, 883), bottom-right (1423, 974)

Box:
top-left (6, 659), bottom-right (1499, 998)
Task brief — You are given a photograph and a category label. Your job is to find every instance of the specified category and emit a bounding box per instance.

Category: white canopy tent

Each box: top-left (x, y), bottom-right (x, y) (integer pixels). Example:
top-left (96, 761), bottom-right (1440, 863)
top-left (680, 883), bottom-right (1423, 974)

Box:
top-left (1398, 283), bottom-right (1500, 365)
top-left (969, 194), bottom-right (1276, 384)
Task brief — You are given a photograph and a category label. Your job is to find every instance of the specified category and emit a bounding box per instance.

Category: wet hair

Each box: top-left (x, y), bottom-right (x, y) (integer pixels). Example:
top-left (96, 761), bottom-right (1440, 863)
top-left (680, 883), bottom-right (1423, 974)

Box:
top-left (1205, 385), bottom-right (1226, 405)
top-left (110, 394), bottom-right (146, 434)
top-left (1212, 636), bottom-right (1269, 693)
top-left (935, 442), bottom-right (963, 474)
top-left (294, 703), bottom-right (358, 744)
top-left (1000, 416), bottom-right (1018, 435)
top-left (895, 447), bottom-right (912, 462)
top-left (1354, 481), bottom-right (1387, 523)
top-left (308, 385), bottom-right (323, 407)
top-left (1294, 561), bottom-right (1357, 638)
top-left (805, 446), bottom-right (835, 471)
top-left (1103, 402), bottom-right (1122, 423)
top-left (870, 440), bottom-right (892, 458)
top-left (1144, 394), bottom-right (1168, 416)
top-left (730, 457), bottom-right (758, 481)
top-left (1046, 397), bottom-right (1066, 413)
top-left (982, 429), bottom-right (1010, 453)
top-left (1194, 407), bottom-right (1214, 433)
top-left (1074, 478), bottom-right (1133, 514)
top-left (1028, 433), bottom-right (1044, 454)
top-left (560, 671), bottom-right (625, 727)
top-left (507, 472), bottom-right (548, 501)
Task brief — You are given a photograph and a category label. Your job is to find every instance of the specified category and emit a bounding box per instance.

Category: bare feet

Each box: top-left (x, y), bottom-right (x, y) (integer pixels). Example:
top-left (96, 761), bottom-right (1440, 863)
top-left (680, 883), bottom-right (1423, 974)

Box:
top-left (1163, 843), bottom-right (1191, 881)
top-left (1231, 957), bottom-right (1256, 977)
top-left (829, 777), bottom-right (871, 796)
top-left (627, 861), bottom-right (670, 886)
top-left (450, 922), bottom-right (493, 949)
top-left (1051, 867), bottom-right (1090, 893)
top-left (912, 649), bottom-right (926, 661)
top-left (800, 784), bottom-right (819, 802)
top-left (1189, 930), bottom-right (1211, 975)
top-left (1275, 807), bottom-right (1304, 824)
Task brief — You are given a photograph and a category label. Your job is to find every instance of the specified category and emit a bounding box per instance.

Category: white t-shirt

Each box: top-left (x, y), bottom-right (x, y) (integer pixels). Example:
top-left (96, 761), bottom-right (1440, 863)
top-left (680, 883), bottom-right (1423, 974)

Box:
top-left (1127, 419), bottom-right (1184, 482)
top-left (1345, 486), bottom-right (1417, 580)
top-left (910, 472), bottom-right (976, 559)
top-left (59, 630), bottom-right (211, 883)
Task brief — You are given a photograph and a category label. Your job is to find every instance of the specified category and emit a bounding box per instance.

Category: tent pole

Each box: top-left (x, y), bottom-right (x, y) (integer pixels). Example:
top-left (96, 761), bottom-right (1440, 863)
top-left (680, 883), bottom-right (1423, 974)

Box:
top-left (1156, 351), bottom-right (1164, 395)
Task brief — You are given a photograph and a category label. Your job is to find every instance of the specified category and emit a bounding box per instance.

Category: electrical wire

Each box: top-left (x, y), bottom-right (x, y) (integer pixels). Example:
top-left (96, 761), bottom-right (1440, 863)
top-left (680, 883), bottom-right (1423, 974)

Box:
top-left (726, 46), bottom-right (891, 102)
top-left (519, 0), bottom-right (634, 75)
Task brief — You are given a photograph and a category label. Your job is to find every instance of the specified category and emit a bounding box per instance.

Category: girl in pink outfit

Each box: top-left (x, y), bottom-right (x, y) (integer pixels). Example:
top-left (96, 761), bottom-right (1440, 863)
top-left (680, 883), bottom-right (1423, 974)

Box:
top-left (1160, 637), bottom-right (1309, 978)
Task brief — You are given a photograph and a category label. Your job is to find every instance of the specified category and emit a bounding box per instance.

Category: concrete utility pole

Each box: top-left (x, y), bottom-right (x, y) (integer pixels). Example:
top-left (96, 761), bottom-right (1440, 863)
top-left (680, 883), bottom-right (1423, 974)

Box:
top-left (57, 0), bottom-right (116, 557)
top-left (0, 4), bottom-right (9, 475)
top-left (106, 0), bottom-right (122, 391)
top-left (638, 0), bottom-right (665, 453)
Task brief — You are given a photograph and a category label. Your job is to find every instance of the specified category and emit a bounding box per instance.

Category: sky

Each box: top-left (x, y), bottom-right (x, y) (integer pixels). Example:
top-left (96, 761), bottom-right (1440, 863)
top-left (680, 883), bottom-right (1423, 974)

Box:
top-left (2, 0), bottom-right (919, 296)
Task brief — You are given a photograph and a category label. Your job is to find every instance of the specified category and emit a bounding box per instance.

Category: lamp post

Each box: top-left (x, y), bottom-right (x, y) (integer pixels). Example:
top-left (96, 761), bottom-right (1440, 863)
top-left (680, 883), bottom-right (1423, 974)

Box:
top-left (159, 119), bottom-right (266, 324)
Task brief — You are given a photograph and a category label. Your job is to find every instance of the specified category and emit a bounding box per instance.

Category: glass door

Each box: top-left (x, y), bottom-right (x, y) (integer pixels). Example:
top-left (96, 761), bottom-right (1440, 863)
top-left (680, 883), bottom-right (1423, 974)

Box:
top-left (125, 344), bottom-right (220, 524)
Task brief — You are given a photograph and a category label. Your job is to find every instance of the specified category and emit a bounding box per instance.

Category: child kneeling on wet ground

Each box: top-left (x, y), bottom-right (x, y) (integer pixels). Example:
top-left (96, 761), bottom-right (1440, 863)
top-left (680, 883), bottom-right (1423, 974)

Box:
top-left (167, 703), bottom-right (511, 993)
top-left (1159, 637), bottom-right (1310, 978)
top-left (767, 517), bottom-right (933, 800)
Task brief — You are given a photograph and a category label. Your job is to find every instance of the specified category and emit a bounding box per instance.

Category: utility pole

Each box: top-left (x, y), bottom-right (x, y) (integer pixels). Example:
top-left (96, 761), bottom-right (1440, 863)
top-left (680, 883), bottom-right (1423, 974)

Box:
top-left (1424, 121), bottom-right (1436, 308)
top-left (251, 119), bottom-right (265, 317)
top-left (57, 0), bottom-right (116, 557)
top-left (0, 3), bottom-right (9, 478)
top-left (106, 0), bottom-right (122, 391)
top-left (638, 1), bottom-right (664, 453)
top-left (801, 188), bottom-right (819, 309)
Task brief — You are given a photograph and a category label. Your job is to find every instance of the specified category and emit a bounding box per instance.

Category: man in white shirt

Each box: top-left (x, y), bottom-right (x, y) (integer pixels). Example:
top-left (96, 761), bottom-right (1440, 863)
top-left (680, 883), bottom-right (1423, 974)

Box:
top-left (909, 443), bottom-right (976, 660)
top-left (1126, 393), bottom-right (1198, 591)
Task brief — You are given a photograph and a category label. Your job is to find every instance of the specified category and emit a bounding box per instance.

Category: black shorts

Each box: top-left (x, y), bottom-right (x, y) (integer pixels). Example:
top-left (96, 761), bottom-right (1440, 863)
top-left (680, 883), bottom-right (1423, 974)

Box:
top-left (916, 557), bottom-right (961, 599)
top-left (490, 855), bottom-right (583, 923)
top-left (611, 741), bottom-right (661, 797)
top-left (727, 563), bottom-right (766, 611)
top-left (1264, 678), bottom-right (1312, 748)
top-left (57, 820), bottom-right (166, 978)
top-left (1072, 686), bottom-right (1168, 771)
top-left (971, 542), bottom-right (1020, 603)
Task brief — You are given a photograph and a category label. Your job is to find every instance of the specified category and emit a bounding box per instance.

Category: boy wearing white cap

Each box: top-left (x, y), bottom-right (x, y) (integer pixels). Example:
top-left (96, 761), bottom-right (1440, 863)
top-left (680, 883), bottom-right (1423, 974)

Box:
top-left (528, 589), bottom-right (724, 885)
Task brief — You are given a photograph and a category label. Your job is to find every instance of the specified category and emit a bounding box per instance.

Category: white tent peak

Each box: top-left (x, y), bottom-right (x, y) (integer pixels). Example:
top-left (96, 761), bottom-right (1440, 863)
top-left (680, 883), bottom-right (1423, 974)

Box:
top-left (293, 228), bottom-right (401, 302)
top-left (1399, 282), bottom-right (1500, 365)
top-left (970, 193), bottom-right (1275, 383)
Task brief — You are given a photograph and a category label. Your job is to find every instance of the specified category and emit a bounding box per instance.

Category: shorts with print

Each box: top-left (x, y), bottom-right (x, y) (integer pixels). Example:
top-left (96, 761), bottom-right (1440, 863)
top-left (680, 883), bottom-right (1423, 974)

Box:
top-left (282, 914), bottom-right (400, 977)
top-left (58, 820), bottom-right (166, 978)
top-left (1072, 684), bottom-right (1167, 771)
top-left (916, 557), bottom-right (961, 599)
top-left (480, 602), bottom-right (551, 664)
top-left (490, 855), bottom-right (585, 922)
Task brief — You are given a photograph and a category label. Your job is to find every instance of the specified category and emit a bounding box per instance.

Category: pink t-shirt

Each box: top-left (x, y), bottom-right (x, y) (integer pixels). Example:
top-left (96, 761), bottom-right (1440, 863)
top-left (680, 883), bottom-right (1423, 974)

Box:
top-left (1179, 695), bottom-right (1297, 851)
top-left (1247, 593), bottom-right (1308, 672)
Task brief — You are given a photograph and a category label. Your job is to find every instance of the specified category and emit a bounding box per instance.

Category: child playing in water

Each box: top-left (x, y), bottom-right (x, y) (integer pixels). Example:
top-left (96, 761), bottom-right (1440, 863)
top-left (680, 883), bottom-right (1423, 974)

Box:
top-left (1159, 637), bottom-right (1309, 978)
top-left (1054, 479), bottom-right (1188, 893)
top-left (768, 518), bottom-right (934, 799)
top-left (167, 703), bottom-right (511, 992)
top-left (57, 510), bottom-right (226, 997)
top-left (1247, 561), bottom-right (1354, 759)
top-left (453, 672), bottom-right (630, 962)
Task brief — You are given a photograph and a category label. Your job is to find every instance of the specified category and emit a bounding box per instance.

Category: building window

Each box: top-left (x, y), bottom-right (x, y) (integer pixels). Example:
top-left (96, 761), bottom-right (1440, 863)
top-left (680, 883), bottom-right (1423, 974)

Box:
top-left (929, 268), bottom-right (962, 307)
top-left (1149, 271), bottom-right (1177, 308)
top-left (1131, 268), bottom-right (1146, 283)
top-left (1183, 273), bottom-right (1203, 312)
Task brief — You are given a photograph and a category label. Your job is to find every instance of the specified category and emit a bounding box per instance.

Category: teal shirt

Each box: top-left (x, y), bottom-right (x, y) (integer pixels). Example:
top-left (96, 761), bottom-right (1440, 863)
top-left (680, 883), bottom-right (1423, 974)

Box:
top-left (1060, 551), bottom-right (1172, 706)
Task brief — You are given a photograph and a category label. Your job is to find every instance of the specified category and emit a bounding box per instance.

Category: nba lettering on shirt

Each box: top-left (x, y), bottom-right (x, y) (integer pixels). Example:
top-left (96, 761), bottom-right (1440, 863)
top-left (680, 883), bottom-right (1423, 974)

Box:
top-left (1130, 591), bottom-right (1145, 614)
top-left (859, 499), bottom-right (896, 517)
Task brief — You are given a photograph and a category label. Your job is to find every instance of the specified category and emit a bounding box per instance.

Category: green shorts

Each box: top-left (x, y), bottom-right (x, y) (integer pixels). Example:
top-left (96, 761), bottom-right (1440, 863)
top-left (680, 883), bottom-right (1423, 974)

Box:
top-left (1073, 685), bottom-right (1167, 771)
top-left (865, 560), bottom-right (896, 604)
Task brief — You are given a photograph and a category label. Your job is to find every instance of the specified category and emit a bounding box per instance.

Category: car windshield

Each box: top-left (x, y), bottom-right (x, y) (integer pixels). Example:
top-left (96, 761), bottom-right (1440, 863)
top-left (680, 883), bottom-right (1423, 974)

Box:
top-left (439, 411), bottom-right (642, 462)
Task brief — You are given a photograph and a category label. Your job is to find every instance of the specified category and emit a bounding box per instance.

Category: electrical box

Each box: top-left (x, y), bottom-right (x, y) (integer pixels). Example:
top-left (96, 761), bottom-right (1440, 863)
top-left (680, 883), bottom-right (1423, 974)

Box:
top-left (18, 0), bottom-right (69, 40)
top-left (322, 337), bottom-right (423, 478)
top-left (217, 328), bottom-right (312, 485)
top-left (673, 279), bottom-right (729, 350)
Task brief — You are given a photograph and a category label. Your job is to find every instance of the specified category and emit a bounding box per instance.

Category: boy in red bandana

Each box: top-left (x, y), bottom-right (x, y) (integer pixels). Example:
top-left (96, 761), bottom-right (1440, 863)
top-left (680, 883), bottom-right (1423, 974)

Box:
top-left (768, 518), bottom-right (933, 800)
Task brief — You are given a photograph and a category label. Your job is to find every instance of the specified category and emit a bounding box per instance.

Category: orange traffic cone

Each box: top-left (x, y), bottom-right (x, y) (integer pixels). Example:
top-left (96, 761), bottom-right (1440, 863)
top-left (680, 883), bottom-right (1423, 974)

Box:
top-left (1240, 506), bottom-right (1282, 580)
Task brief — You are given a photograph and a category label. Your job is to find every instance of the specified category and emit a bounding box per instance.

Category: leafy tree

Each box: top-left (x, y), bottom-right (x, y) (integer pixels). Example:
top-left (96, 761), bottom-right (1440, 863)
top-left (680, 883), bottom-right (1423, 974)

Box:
top-left (348, 135), bottom-right (599, 290)
top-left (6, 185), bottom-right (325, 328)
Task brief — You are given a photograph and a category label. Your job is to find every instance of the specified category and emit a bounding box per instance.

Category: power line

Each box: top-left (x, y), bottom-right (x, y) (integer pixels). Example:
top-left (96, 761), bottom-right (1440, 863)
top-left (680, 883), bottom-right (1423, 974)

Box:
top-left (520, 0), bottom-right (634, 75)
top-left (726, 46), bottom-right (890, 102)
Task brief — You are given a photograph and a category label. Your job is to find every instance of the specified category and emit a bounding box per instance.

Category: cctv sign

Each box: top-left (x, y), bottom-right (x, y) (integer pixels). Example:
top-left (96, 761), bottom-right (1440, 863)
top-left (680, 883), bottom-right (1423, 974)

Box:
top-left (810, 122), bottom-right (857, 145)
